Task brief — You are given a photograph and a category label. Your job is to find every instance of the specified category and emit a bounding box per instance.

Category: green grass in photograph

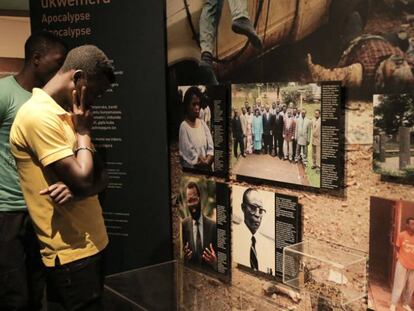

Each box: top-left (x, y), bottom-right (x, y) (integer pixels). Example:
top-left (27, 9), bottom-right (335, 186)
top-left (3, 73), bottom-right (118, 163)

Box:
top-left (304, 143), bottom-right (321, 188)
top-left (373, 162), bottom-right (414, 179)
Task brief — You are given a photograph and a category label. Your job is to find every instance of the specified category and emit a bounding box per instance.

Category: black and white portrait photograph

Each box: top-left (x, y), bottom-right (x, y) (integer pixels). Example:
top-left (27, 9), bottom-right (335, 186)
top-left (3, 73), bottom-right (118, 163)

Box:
top-left (232, 185), bottom-right (275, 276)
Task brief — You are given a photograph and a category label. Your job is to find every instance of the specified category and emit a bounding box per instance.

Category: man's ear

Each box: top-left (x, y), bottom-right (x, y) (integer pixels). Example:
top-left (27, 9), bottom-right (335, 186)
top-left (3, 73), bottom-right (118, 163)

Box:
top-left (32, 51), bottom-right (42, 66)
top-left (72, 69), bottom-right (85, 84)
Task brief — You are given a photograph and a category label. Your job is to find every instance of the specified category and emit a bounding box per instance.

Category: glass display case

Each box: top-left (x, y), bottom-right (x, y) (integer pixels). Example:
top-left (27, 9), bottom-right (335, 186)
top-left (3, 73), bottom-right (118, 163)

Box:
top-left (104, 260), bottom-right (282, 310)
top-left (283, 240), bottom-right (367, 307)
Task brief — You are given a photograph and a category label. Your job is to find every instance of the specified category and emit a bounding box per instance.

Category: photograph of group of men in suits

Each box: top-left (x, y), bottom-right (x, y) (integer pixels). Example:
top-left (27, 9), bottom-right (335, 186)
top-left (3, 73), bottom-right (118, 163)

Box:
top-left (231, 83), bottom-right (322, 188)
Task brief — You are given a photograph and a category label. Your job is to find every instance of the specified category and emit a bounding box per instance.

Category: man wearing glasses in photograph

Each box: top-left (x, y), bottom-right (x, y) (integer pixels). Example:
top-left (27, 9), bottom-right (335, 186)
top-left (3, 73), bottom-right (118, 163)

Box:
top-left (233, 188), bottom-right (274, 275)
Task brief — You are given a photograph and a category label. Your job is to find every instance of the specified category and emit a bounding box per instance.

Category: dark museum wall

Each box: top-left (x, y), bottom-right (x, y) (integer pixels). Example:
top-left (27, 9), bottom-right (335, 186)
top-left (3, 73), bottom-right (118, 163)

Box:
top-left (29, 0), bottom-right (172, 274)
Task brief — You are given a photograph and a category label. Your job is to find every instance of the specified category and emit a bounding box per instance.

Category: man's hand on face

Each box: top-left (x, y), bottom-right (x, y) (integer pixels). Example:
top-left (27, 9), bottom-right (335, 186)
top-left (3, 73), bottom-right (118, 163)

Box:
top-left (39, 182), bottom-right (74, 206)
top-left (202, 243), bottom-right (217, 267)
top-left (72, 86), bottom-right (93, 135)
top-left (184, 242), bottom-right (193, 261)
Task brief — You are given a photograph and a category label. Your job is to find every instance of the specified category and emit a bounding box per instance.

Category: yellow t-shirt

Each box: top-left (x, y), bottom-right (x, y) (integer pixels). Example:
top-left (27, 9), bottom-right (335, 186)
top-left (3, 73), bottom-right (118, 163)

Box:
top-left (396, 230), bottom-right (414, 270)
top-left (10, 88), bottom-right (108, 267)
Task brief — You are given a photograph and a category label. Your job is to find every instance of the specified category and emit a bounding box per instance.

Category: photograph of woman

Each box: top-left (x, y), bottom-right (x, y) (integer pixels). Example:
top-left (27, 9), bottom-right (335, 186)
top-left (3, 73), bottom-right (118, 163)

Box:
top-left (246, 107), bottom-right (253, 154)
top-left (252, 108), bottom-right (263, 154)
top-left (179, 86), bottom-right (214, 171)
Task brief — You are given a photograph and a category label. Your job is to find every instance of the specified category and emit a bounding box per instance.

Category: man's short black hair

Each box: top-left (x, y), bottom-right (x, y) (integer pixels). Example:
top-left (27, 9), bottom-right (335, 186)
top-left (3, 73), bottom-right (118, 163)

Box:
top-left (24, 31), bottom-right (67, 63)
top-left (406, 217), bottom-right (414, 224)
top-left (242, 188), bottom-right (255, 207)
top-left (183, 86), bottom-right (202, 116)
top-left (315, 109), bottom-right (321, 113)
top-left (186, 182), bottom-right (201, 198)
top-left (60, 45), bottom-right (115, 84)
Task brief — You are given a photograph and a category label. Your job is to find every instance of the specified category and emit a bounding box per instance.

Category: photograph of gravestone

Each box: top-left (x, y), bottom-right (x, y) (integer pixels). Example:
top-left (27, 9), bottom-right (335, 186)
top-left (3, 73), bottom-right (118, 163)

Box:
top-left (373, 94), bottom-right (414, 183)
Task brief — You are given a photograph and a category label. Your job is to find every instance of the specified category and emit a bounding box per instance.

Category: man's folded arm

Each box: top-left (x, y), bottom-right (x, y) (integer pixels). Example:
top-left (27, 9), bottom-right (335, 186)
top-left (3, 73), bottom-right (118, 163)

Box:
top-left (47, 146), bottom-right (108, 197)
top-left (86, 153), bottom-right (108, 197)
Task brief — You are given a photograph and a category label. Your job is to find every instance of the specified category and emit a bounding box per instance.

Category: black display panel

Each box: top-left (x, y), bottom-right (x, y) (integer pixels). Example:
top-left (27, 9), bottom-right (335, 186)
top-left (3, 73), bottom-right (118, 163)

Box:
top-left (29, 0), bottom-right (172, 274)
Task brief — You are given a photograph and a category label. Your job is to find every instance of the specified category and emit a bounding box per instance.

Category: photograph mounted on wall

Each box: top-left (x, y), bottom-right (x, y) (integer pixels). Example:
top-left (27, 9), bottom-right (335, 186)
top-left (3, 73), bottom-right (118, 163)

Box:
top-left (232, 185), bottom-right (301, 279)
top-left (369, 197), bottom-right (414, 311)
top-left (170, 84), bottom-right (229, 178)
top-left (373, 94), bottom-right (414, 184)
top-left (174, 175), bottom-right (231, 283)
top-left (166, 1), bottom-right (414, 98)
top-left (230, 82), bottom-right (345, 193)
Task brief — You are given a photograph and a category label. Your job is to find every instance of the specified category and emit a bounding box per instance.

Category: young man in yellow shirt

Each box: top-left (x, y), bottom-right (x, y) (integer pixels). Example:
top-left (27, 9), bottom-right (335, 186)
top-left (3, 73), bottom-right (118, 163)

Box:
top-left (10, 45), bottom-right (115, 310)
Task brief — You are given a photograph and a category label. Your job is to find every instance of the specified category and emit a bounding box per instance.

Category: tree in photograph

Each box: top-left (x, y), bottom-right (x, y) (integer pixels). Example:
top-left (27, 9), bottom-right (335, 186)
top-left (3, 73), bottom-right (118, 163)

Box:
top-left (374, 94), bottom-right (414, 135)
top-left (281, 88), bottom-right (301, 106)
